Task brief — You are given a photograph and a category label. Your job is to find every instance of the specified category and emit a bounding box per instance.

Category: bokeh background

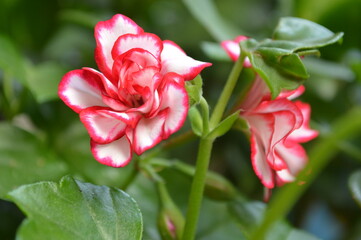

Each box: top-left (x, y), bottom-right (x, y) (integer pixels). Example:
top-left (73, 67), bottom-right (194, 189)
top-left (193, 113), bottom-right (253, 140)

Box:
top-left (1, 0), bottom-right (361, 239)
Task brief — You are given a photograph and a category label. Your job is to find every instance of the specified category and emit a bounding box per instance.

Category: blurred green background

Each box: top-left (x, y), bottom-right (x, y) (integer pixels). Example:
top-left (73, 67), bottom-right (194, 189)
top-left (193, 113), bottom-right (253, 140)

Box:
top-left (0, 0), bottom-right (361, 239)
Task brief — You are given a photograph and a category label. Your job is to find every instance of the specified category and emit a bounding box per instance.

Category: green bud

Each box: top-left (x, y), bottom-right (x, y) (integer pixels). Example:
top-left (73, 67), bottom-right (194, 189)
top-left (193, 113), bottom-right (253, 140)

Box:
top-left (157, 182), bottom-right (185, 240)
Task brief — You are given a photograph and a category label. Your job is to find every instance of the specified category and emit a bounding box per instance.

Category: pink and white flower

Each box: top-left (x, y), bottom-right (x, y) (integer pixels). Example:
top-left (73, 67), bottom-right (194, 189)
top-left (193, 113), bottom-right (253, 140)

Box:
top-left (59, 14), bottom-right (211, 167)
top-left (221, 36), bottom-right (318, 189)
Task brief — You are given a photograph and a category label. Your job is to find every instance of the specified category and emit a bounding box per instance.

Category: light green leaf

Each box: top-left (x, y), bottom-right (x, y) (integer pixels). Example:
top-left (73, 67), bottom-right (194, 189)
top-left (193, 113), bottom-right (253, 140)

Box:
top-left (25, 61), bottom-right (66, 103)
top-left (0, 35), bottom-right (26, 84)
top-left (207, 110), bottom-right (241, 139)
top-left (201, 42), bottom-right (231, 61)
top-left (8, 176), bottom-right (143, 240)
top-left (0, 123), bottom-right (67, 199)
top-left (349, 170), bottom-right (361, 208)
top-left (182, 0), bottom-right (241, 41)
top-left (272, 17), bottom-right (343, 49)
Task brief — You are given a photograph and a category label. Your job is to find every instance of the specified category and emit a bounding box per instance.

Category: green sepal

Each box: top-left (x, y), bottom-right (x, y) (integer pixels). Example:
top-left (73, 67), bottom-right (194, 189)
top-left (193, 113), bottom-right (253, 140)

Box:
top-left (188, 106), bottom-right (203, 137)
top-left (185, 75), bottom-right (203, 106)
top-left (207, 110), bottom-right (241, 139)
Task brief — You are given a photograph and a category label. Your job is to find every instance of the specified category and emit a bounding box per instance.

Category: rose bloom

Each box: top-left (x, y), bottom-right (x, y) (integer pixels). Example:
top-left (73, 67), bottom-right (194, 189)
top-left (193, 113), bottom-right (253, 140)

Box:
top-left (221, 36), bottom-right (318, 189)
top-left (59, 14), bottom-right (211, 167)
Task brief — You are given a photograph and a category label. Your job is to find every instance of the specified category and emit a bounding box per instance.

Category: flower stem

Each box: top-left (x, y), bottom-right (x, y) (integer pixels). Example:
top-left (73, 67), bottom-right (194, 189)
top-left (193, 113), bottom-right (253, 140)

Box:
top-left (181, 137), bottom-right (214, 240)
top-left (182, 54), bottom-right (245, 240)
top-left (209, 52), bottom-right (245, 129)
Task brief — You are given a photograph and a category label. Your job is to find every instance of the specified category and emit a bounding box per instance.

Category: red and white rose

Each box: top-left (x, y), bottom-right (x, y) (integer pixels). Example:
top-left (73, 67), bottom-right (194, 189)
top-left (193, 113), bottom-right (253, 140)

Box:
top-left (222, 36), bottom-right (318, 188)
top-left (59, 14), bottom-right (211, 167)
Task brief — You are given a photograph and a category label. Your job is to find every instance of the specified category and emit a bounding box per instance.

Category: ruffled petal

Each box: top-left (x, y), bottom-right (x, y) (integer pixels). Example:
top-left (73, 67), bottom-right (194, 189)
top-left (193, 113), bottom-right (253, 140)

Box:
top-left (277, 85), bottom-right (305, 100)
top-left (275, 140), bottom-right (307, 176)
top-left (91, 136), bottom-right (132, 167)
top-left (159, 74), bottom-right (188, 138)
top-left (112, 33), bottom-right (163, 61)
top-left (80, 106), bottom-right (139, 144)
top-left (95, 14), bottom-right (144, 79)
top-left (221, 40), bottom-right (240, 62)
top-left (160, 40), bottom-right (212, 80)
top-left (250, 134), bottom-right (275, 189)
top-left (58, 69), bottom-right (107, 113)
top-left (83, 67), bottom-right (118, 98)
top-left (287, 101), bottom-right (318, 143)
top-left (133, 110), bottom-right (167, 155)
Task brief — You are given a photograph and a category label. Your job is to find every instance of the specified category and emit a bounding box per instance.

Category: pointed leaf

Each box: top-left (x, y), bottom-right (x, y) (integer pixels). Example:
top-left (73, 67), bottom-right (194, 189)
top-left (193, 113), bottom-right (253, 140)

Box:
top-left (0, 123), bottom-right (67, 199)
top-left (207, 110), bottom-right (241, 139)
top-left (8, 176), bottom-right (143, 240)
top-left (273, 17), bottom-right (343, 50)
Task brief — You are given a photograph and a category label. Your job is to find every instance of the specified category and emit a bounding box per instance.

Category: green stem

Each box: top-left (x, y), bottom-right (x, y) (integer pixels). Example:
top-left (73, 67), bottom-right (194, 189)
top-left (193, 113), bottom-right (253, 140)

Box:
top-left (250, 107), bottom-right (361, 240)
top-left (209, 52), bottom-right (245, 129)
top-left (182, 54), bottom-right (246, 240)
top-left (181, 137), bottom-right (214, 240)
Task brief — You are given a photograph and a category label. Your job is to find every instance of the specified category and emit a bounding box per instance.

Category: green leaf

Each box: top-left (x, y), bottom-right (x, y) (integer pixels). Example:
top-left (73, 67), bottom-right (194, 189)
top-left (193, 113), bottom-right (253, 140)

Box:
top-left (0, 35), bottom-right (26, 84)
top-left (182, 0), bottom-right (241, 41)
top-left (207, 110), bottom-right (241, 139)
top-left (8, 176), bottom-right (143, 240)
top-left (349, 170), bottom-right (361, 208)
top-left (0, 123), bottom-right (67, 199)
top-left (240, 18), bottom-right (343, 98)
top-left (272, 17), bottom-right (343, 49)
top-left (248, 53), bottom-right (301, 98)
top-left (188, 106), bottom-right (203, 136)
top-left (185, 75), bottom-right (203, 106)
top-left (201, 42), bottom-right (231, 61)
top-left (25, 61), bottom-right (66, 103)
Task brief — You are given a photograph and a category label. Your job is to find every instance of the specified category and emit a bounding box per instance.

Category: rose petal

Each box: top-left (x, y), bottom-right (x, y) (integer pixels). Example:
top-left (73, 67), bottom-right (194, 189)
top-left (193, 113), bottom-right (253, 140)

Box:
top-left (277, 85), bottom-right (305, 100)
top-left (95, 14), bottom-right (144, 79)
top-left (287, 101), bottom-right (319, 143)
top-left (159, 75), bottom-right (189, 138)
top-left (133, 110), bottom-right (167, 155)
top-left (250, 134), bottom-right (275, 189)
top-left (112, 33), bottom-right (163, 61)
top-left (80, 106), bottom-right (139, 144)
top-left (58, 69), bottom-right (107, 113)
top-left (83, 67), bottom-right (118, 98)
top-left (221, 40), bottom-right (240, 61)
top-left (91, 136), bottom-right (132, 167)
top-left (160, 40), bottom-right (212, 80)
top-left (275, 140), bottom-right (307, 175)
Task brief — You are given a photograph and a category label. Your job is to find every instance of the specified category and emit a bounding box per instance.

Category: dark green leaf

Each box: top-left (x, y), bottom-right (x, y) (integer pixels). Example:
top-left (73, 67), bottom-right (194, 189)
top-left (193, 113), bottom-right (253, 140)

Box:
top-left (248, 53), bottom-right (301, 98)
top-left (0, 123), bottom-right (67, 199)
top-left (25, 61), bottom-right (66, 103)
top-left (349, 170), bottom-right (361, 208)
top-left (8, 176), bottom-right (143, 240)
